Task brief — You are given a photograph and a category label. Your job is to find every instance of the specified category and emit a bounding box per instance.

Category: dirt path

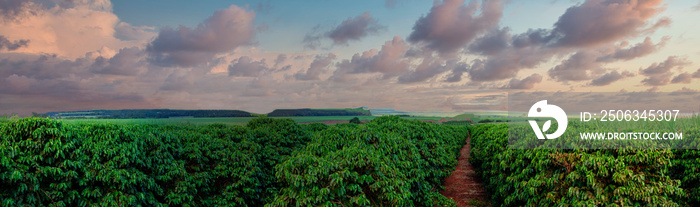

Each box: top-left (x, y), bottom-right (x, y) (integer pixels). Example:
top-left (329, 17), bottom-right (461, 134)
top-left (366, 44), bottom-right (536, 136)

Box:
top-left (441, 133), bottom-right (490, 207)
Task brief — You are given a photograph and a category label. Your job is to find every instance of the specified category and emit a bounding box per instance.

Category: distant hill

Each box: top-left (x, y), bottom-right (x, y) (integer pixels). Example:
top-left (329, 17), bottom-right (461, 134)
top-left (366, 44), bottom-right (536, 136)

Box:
top-left (43, 107), bottom-right (373, 119)
top-left (267, 108), bottom-right (371, 117)
top-left (369, 108), bottom-right (409, 116)
top-left (44, 109), bottom-right (253, 119)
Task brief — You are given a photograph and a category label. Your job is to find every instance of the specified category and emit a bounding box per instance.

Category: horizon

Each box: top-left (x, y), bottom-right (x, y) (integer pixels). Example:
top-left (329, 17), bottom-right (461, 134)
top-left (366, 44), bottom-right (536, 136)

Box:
top-left (1, 0), bottom-right (700, 116)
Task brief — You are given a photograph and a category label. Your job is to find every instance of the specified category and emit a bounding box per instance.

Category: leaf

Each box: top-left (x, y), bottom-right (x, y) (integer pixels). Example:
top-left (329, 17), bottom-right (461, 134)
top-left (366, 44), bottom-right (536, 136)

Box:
top-left (542, 120), bottom-right (551, 132)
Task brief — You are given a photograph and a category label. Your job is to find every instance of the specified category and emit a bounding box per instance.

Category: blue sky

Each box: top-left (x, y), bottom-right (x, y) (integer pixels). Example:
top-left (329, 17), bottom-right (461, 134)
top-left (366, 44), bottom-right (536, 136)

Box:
top-left (0, 0), bottom-right (699, 115)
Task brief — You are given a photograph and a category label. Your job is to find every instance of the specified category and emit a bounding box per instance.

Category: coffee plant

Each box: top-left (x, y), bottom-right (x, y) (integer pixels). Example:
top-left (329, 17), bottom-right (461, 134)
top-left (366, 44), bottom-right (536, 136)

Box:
top-left (269, 116), bottom-right (467, 206)
top-left (469, 123), bottom-right (690, 206)
top-left (1, 116), bottom-right (467, 206)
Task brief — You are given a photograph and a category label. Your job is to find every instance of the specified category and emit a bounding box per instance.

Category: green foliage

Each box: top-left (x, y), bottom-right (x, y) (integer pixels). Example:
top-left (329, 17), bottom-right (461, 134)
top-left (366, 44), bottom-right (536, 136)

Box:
top-left (670, 127), bottom-right (700, 205)
top-left (1, 116), bottom-right (465, 206)
top-left (469, 123), bottom-right (687, 206)
top-left (0, 117), bottom-right (311, 206)
top-left (302, 122), bottom-right (330, 132)
top-left (270, 116), bottom-right (466, 206)
top-left (349, 117), bottom-right (362, 124)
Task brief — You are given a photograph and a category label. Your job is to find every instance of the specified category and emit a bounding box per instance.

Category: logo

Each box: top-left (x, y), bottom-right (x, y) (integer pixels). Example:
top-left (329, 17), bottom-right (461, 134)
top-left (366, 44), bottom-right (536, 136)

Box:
top-left (528, 100), bottom-right (568, 139)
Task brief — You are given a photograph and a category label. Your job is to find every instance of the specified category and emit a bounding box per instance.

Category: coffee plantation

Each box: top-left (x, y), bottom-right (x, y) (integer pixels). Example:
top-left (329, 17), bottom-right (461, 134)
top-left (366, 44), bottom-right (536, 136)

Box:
top-left (469, 122), bottom-right (700, 206)
top-left (4, 115), bottom-right (700, 206)
top-left (0, 116), bottom-right (466, 206)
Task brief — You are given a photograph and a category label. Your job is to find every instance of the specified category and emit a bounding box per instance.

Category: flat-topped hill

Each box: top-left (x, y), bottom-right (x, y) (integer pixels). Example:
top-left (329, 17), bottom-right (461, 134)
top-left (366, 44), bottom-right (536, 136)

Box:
top-left (267, 108), bottom-right (371, 117)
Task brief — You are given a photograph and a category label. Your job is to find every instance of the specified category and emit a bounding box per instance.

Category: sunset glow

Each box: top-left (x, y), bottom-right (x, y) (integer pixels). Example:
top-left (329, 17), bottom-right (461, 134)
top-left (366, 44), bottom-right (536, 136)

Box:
top-left (1, 0), bottom-right (699, 115)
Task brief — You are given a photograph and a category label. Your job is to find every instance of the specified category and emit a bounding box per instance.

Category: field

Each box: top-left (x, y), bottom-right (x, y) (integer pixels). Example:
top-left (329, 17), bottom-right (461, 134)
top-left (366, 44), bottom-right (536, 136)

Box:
top-left (0, 116), bottom-right (468, 206)
top-left (5, 114), bottom-right (699, 206)
top-left (469, 116), bottom-right (700, 206)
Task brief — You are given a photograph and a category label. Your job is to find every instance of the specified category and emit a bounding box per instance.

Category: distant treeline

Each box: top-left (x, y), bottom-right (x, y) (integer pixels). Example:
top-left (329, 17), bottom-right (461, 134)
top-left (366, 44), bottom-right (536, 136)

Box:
top-left (42, 108), bottom-right (372, 119)
top-left (267, 108), bottom-right (371, 117)
top-left (44, 109), bottom-right (253, 119)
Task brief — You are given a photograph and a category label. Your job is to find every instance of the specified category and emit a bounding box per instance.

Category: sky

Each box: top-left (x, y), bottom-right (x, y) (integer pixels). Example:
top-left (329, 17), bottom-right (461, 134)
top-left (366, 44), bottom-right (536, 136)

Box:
top-left (1, 0), bottom-right (699, 116)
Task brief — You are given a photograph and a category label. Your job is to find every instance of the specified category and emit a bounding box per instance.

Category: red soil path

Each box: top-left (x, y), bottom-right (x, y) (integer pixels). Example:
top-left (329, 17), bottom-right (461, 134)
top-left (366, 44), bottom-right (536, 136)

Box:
top-left (441, 133), bottom-right (490, 207)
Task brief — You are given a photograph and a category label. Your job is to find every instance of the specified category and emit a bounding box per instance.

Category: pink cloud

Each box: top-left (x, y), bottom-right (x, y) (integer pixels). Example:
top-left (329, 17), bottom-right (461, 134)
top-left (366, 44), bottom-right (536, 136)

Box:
top-left (589, 71), bottom-right (635, 86)
top-left (408, 0), bottom-right (503, 56)
top-left (502, 73), bottom-right (543, 89)
top-left (328, 12), bottom-right (384, 45)
top-left (294, 54), bottom-right (336, 81)
top-left (147, 5), bottom-right (255, 67)
top-left (332, 36), bottom-right (409, 80)
top-left (596, 36), bottom-right (668, 62)
top-left (552, 0), bottom-right (668, 47)
top-left (640, 56), bottom-right (691, 86)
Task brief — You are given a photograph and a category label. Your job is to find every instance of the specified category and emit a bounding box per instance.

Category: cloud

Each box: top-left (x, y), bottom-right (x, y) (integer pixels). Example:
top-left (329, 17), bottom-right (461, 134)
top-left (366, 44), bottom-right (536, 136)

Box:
top-left (0, 53), bottom-right (92, 80)
top-left (303, 12), bottom-right (384, 48)
top-left (547, 37), bottom-right (663, 84)
top-left (273, 54), bottom-right (287, 67)
top-left (511, 28), bottom-right (556, 48)
top-left (328, 12), bottom-right (384, 45)
top-left (301, 25), bottom-right (324, 49)
top-left (1, 1), bottom-right (695, 116)
top-left (672, 87), bottom-right (699, 93)
top-left (589, 71), bottom-right (634, 86)
top-left (551, 0), bottom-right (668, 47)
top-left (91, 47), bottom-right (146, 76)
top-left (0, 35), bottom-right (28, 50)
top-left (397, 58), bottom-right (453, 84)
top-left (468, 28), bottom-right (510, 56)
top-left (1, 74), bottom-right (79, 96)
top-left (114, 22), bottom-right (156, 41)
top-left (641, 72), bottom-right (673, 86)
top-left (467, 42), bottom-right (557, 82)
top-left (444, 62), bottom-right (469, 82)
top-left (466, 0), bottom-right (668, 83)
top-left (0, 0), bottom-right (33, 20)
top-left (546, 36), bottom-right (666, 83)
top-left (596, 36), bottom-right (668, 62)
top-left (160, 72), bottom-right (192, 91)
top-left (294, 53), bottom-right (336, 81)
top-left (332, 36), bottom-right (409, 80)
top-left (639, 56), bottom-right (689, 75)
top-left (0, 52), bottom-right (155, 115)
top-left (0, 0), bottom-right (154, 58)
top-left (147, 5), bottom-right (255, 67)
top-left (639, 56), bottom-right (690, 86)
top-left (228, 56), bottom-right (269, 77)
top-left (502, 73), bottom-right (543, 89)
top-left (548, 49), bottom-right (605, 82)
top-left (671, 72), bottom-right (692, 84)
top-left (242, 76), bottom-right (277, 97)
top-left (408, 0), bottom-right (503, 56)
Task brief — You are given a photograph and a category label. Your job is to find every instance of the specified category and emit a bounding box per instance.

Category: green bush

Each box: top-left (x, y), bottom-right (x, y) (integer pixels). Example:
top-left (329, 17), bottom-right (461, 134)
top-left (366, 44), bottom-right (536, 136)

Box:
top-left (270, 116), bottom-right (467, 206)
top-left (0, 116), bottom-right (466, 206)
top-left (469, 123), bottom-right (685, 206)
top-left (0, 117), bottom-right (311, 206)
top-left (349, 117), bottom-right (361, 124)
